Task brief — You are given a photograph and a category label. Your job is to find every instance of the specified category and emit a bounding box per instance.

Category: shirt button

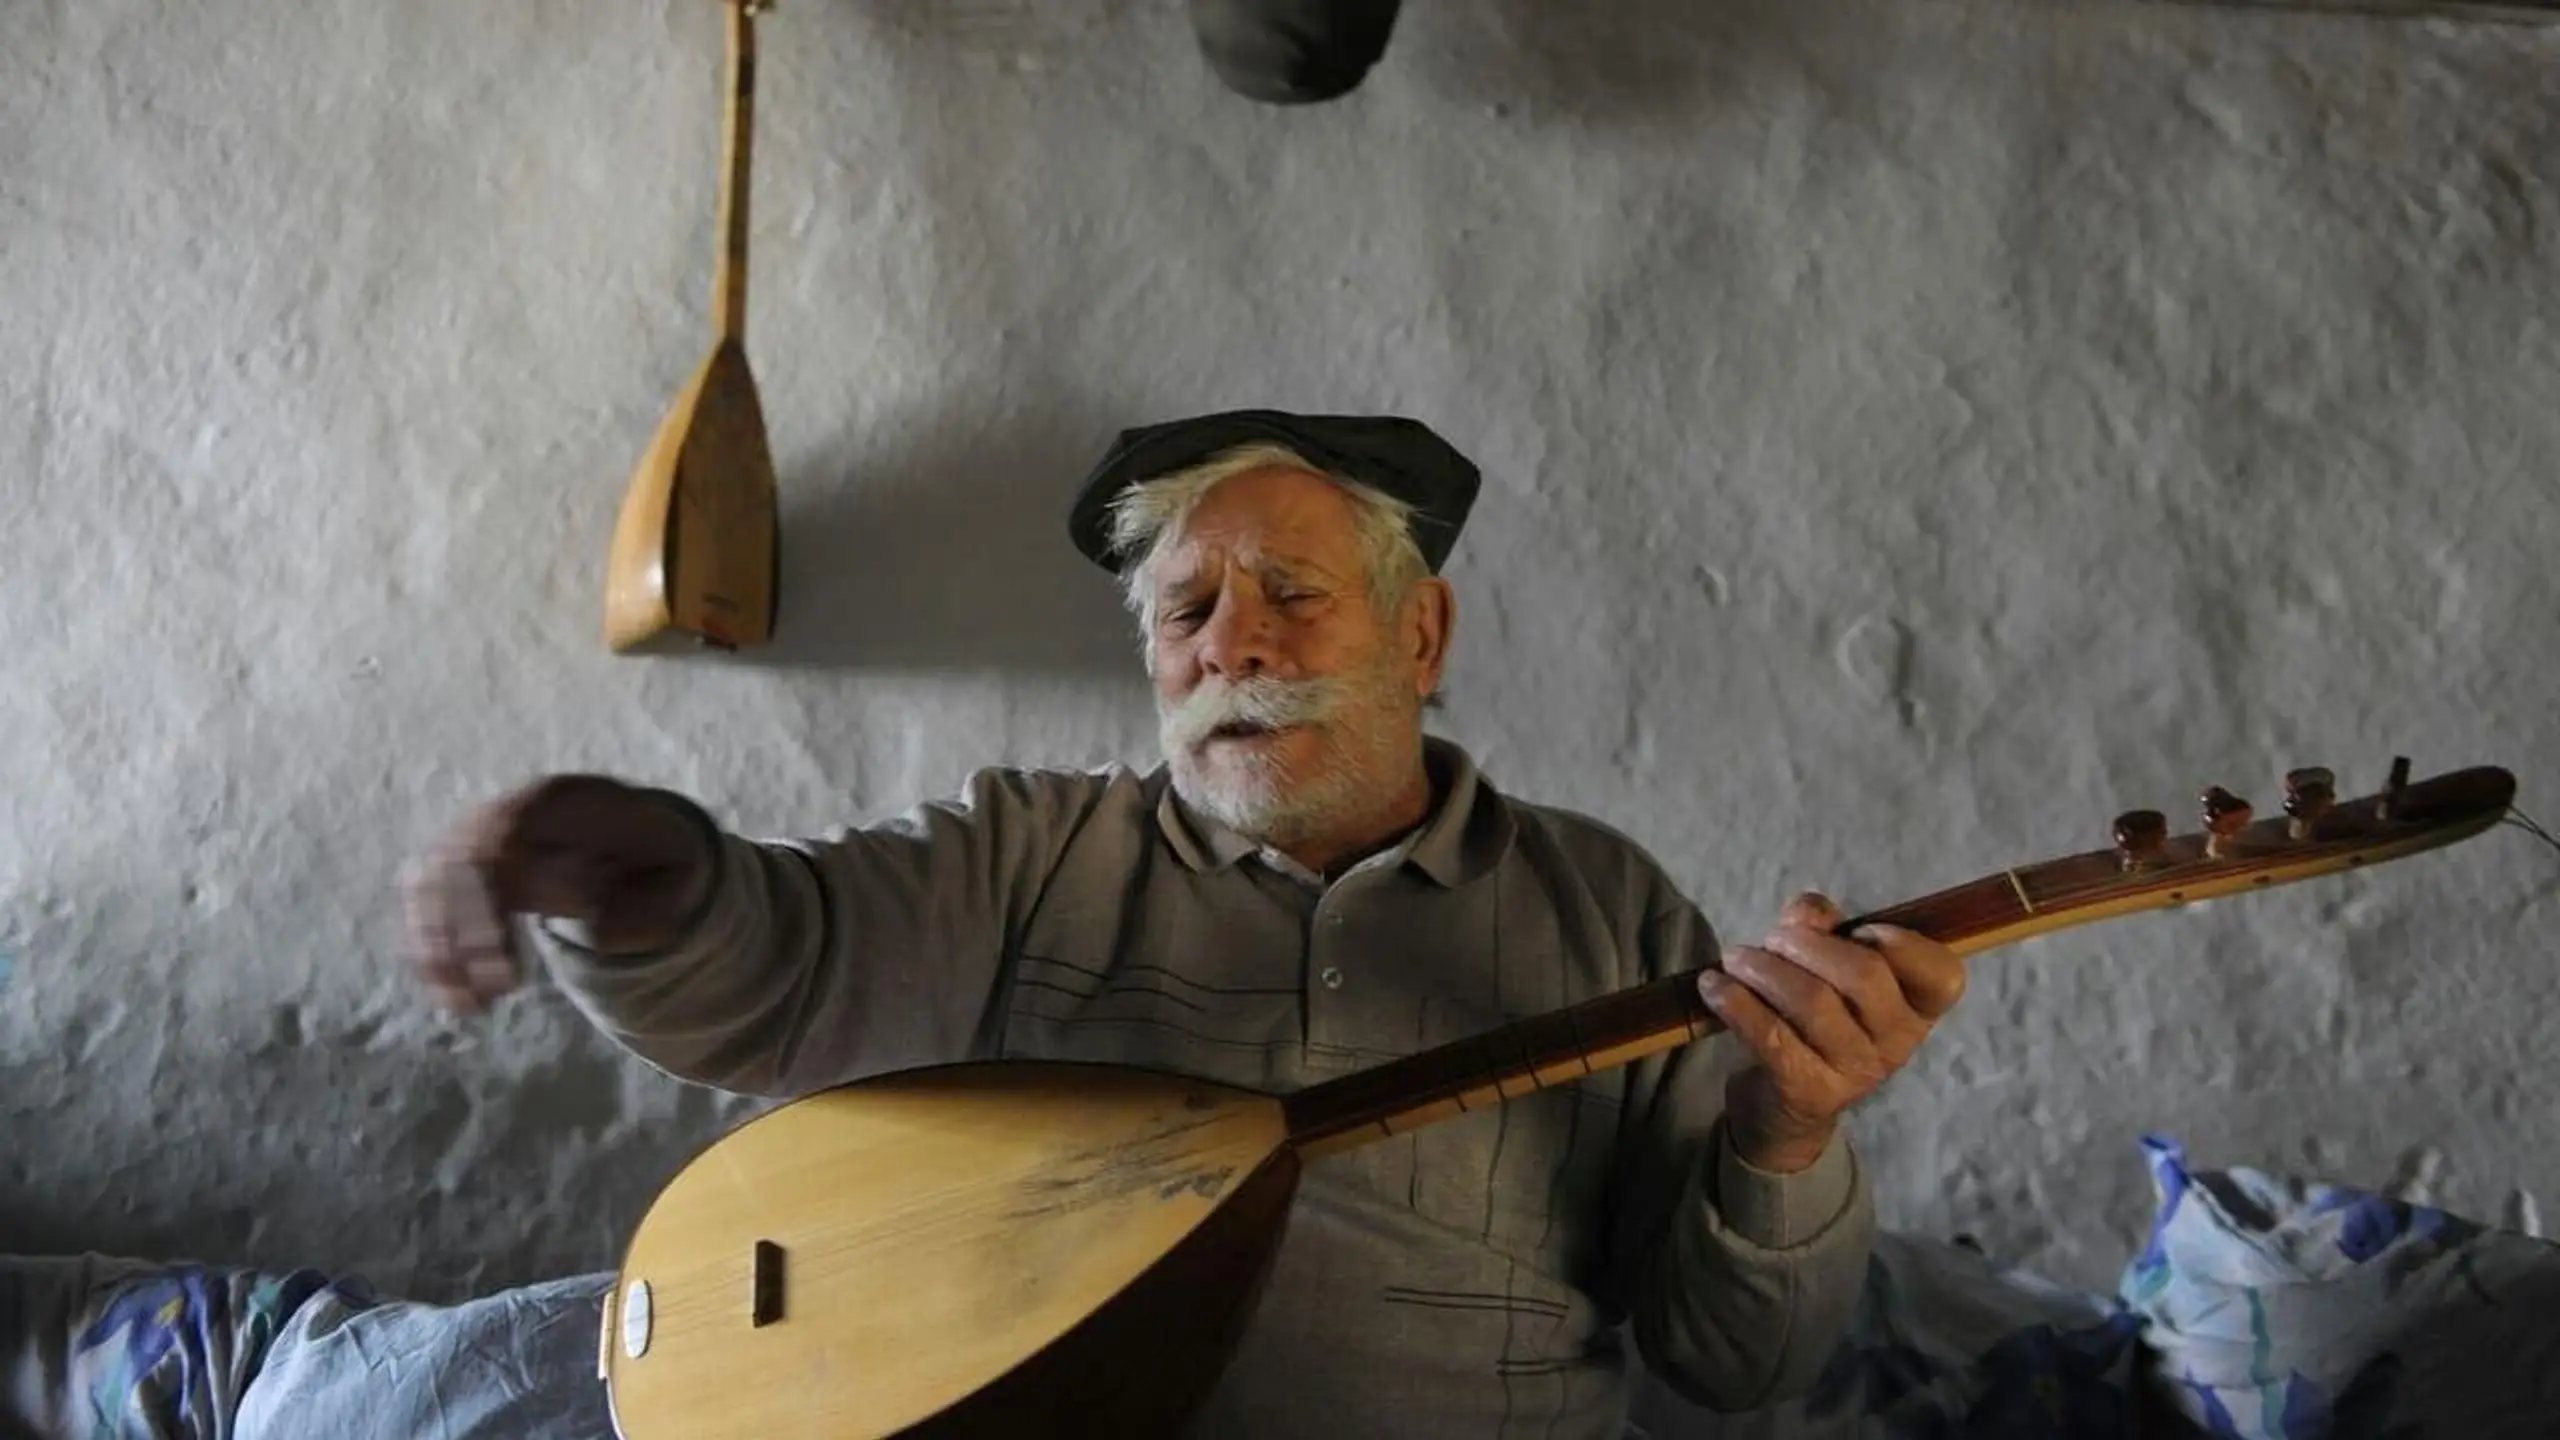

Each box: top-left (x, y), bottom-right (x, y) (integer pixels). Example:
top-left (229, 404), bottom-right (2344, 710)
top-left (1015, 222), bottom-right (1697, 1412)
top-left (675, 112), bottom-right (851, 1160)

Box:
top-left (1320, 966), bottom-right (1345, 990)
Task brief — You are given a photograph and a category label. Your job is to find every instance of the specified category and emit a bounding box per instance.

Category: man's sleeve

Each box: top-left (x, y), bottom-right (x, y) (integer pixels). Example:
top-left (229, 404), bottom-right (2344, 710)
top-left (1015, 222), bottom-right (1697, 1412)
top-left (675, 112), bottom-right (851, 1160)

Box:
top-left (524, 765), bottom-right (1120, 1099)
top-left (1604, 896), bottom-right (1877, 1413)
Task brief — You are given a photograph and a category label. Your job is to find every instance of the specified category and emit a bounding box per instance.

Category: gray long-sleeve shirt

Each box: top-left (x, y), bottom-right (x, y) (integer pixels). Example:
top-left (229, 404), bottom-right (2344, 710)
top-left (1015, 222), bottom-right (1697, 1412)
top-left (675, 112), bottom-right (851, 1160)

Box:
top-left (532, 735), bottom-right (1875, 1437)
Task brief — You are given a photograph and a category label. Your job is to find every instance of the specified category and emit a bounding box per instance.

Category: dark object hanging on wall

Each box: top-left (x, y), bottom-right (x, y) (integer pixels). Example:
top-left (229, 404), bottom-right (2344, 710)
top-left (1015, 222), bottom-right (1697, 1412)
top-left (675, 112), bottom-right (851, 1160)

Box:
top-left (1187, 0), bottom-right (1405, 103)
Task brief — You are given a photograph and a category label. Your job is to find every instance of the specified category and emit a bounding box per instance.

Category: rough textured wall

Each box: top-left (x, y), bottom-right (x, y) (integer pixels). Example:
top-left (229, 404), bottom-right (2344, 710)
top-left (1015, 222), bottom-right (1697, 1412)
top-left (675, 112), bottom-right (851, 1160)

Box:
top-left (4, 0), bottom-right (2555, 1346)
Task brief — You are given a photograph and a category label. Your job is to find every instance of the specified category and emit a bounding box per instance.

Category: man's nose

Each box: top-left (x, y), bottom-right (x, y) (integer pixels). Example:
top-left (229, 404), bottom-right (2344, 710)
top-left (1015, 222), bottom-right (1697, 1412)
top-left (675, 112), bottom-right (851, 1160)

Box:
top-left (1197, 597), bottom-right (1278, 678)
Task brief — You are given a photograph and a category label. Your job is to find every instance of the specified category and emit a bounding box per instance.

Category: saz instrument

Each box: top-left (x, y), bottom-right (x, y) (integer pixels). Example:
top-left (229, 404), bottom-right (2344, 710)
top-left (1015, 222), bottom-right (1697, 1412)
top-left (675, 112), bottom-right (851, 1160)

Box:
top-left (604, 0), bottom-right (780, 655)
top-left (597, 757), bottom-right (2516, 1438)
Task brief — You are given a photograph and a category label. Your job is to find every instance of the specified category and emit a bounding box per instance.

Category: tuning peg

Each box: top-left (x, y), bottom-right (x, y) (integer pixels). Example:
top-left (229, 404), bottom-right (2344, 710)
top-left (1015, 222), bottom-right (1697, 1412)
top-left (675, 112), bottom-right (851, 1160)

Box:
top-left (2202, 785), bottom-right (2252, 857)
top-left (2376, 755), bottom-right (2411, 821)
top-left (2283, 767), bottom-right (2336, 839)
top-left (2114, 809), bottom-right (2168, 871)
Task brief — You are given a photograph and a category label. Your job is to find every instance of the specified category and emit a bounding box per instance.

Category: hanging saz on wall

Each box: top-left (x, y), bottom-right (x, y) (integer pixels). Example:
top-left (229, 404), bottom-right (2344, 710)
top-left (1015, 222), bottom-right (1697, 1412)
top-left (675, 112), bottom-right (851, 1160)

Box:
top-left (605, 0), bottom-right (780, 655)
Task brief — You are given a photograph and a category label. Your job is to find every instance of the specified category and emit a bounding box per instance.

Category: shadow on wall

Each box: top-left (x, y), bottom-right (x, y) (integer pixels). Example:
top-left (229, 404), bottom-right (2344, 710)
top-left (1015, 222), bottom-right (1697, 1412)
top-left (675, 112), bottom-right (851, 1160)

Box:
top-left (750, 402), bottom-right (1149, 678)
top-left (0, 990), bottom-right (747, 1303)
top-left (1400, 0), bottom-right (1755, 129)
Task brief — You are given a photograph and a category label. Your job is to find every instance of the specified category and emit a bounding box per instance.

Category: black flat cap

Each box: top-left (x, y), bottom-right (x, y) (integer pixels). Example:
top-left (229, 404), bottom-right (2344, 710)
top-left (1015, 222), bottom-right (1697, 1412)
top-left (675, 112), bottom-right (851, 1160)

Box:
top-left (1067, 408), bottom-right (1481, 574)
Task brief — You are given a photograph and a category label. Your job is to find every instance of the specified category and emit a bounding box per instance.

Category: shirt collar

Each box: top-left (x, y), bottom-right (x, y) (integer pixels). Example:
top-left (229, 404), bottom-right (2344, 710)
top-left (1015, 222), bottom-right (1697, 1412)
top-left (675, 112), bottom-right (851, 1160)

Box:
top-left (1152, 734), bottom-right (1514, 888)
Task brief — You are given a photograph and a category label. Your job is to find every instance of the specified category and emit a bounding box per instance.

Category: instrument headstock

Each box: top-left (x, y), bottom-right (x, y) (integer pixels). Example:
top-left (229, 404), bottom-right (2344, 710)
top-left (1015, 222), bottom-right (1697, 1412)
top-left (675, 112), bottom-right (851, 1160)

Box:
top-left (2101, 755), bottom-right (2505, 873)
top-left (1856, 755), bottom-right (2518, 955)
top-left (2063, 755), bottom-right (2513, 915)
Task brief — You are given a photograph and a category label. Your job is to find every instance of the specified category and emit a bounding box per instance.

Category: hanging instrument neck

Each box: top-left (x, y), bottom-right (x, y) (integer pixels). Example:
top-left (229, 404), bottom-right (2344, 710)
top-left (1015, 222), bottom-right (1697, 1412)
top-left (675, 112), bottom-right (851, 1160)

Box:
top-left (712, 0), bottom-right (760, 342)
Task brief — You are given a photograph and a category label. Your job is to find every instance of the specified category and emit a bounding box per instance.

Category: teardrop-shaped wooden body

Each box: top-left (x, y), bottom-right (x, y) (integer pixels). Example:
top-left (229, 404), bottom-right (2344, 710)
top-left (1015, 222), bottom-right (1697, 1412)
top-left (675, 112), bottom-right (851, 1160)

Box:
top-left (603, 338), bottom-right (779, 653)
top-left (602, 1061), bottom-right (1297, 1439)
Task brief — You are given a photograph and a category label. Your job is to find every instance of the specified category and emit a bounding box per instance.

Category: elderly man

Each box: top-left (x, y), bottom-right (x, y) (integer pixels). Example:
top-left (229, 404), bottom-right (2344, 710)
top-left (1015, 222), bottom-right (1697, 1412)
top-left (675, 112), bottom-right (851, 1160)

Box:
top-left (403, 409), bottom-right (1966, 1436)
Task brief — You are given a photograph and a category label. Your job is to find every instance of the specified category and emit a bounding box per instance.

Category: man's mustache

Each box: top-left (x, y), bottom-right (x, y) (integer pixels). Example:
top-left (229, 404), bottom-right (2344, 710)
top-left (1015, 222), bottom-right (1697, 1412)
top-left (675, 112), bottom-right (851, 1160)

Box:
top-left (1161, 673), bottom-right (1348, 751)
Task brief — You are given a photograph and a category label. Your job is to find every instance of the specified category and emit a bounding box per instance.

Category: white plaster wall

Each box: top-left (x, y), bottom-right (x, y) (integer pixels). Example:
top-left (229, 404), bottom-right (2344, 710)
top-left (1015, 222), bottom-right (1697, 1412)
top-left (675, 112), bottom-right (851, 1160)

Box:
top-left (4, 0), bottom-right (2555, 1353)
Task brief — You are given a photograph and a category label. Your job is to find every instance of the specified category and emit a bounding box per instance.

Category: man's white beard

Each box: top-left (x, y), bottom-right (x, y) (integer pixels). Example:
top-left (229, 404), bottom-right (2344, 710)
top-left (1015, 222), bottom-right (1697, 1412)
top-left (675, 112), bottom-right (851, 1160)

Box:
top-left (1158, 663), bottom-right (1411, 850)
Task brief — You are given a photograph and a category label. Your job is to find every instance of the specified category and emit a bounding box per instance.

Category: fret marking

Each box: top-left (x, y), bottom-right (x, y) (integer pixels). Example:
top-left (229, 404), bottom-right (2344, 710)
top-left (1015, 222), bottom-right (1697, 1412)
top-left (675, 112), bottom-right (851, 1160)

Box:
top-left (1562, 1003), bottom-right (1594, 1077)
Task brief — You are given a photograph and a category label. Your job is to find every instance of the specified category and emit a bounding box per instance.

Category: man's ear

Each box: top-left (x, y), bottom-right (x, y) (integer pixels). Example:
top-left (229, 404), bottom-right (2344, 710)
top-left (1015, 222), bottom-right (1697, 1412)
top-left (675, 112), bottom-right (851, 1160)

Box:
top-left (1405, 576), bottom-right (1454, 698)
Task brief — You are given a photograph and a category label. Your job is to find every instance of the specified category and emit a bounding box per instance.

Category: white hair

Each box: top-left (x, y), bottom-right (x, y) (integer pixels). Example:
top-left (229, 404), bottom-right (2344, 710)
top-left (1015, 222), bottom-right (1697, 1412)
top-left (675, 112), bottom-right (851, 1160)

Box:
top-left (1101, 441), bottom-right (1430, 637)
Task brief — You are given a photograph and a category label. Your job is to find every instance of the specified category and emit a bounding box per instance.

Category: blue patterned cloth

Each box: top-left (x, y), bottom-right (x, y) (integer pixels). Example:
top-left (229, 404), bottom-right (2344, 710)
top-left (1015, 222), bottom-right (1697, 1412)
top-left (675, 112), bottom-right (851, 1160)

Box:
top-left (233, 1272), bottom-right (612, 1439)
top-left (2119, 1134), bottom-right (2560, 1439)
top-left (1633, 1133), bottom-right (2560, 1439)
top-left (0, 1254), bottom-right (376, 1438)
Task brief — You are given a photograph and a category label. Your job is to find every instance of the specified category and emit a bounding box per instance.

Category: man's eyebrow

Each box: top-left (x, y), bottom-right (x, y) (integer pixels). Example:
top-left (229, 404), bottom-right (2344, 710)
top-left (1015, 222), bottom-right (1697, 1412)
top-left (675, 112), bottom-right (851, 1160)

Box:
top-left (1258, 555), bottom-right (1344, 586)
top-left (1151, 553), bottom-right (1341, 602)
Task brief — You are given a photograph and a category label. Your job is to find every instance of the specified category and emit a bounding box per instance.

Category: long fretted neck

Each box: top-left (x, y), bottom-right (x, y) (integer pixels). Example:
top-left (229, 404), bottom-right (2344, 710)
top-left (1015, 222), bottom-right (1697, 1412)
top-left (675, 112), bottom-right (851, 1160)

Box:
top-left (711, 0), bottom-right (760, 343)
top-left (1279, 760), bottom-right (2514, 1160)
top-left (1276, 883), bottom-right (2015, 1159)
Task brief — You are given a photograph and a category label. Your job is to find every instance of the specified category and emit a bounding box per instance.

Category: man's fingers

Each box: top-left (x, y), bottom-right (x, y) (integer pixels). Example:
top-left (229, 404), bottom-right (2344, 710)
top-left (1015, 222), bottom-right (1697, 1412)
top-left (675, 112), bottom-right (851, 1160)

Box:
top-left (424, 981), bottom-right (486, 1017)
top-left (1697, 969), bottom-right (1804, 1076)
top-left (403, 775), bottom-right (687, 1016)
top-left (1702, 900), bottom-right (1969, 1145)
top-left (397, 858), bottom-right (458, 988)
top-left (1760, 911), bottom-right (1969, 1029)
top-left (1850, 923), bottom-right (1969, 1020)
top-left (1757, 925), bottom-right (1910, 1032)
top-left (1779, 890), bottom-right (1844, 931)
top-left (1721, 944), bottom-right (1881, 1077)
top-left (454, 857), bottom-right (522, 997)
top-left (399, 847), bottom-right (521, 1009)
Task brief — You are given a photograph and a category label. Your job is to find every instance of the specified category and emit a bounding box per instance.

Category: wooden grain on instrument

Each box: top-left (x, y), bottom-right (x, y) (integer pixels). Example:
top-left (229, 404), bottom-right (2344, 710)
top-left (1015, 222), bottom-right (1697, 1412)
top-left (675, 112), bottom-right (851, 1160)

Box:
top-left (602, 1062), bottom-right (1289, 1439)
top-left (898, 1140), bottom-right (1301, 1439)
